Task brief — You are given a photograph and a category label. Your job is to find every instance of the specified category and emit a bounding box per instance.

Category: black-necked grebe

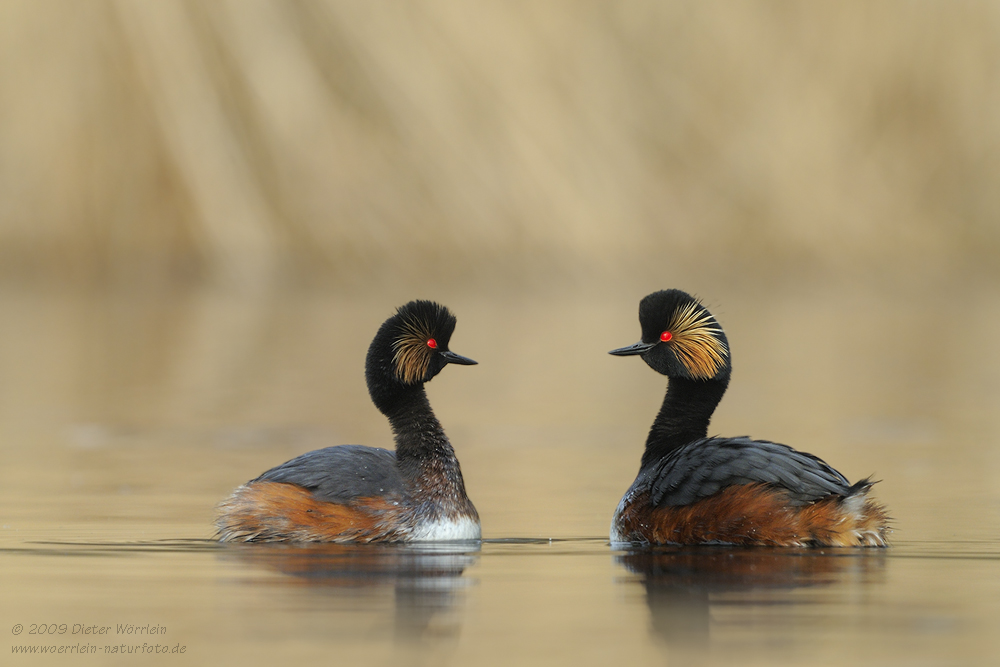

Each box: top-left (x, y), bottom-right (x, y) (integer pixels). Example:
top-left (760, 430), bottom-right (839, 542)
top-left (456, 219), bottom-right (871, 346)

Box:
top-left (609, 289), bottom-right (889, 547)
top-left (216, 300), bottom-right (480, 543)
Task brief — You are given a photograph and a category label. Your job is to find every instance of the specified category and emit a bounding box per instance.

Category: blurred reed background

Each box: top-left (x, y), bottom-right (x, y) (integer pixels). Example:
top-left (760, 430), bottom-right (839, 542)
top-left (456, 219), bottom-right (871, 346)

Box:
top-left (3, 8), bottom-right (1000, 663)
top-left (1, 0), bottom-right (998, 288)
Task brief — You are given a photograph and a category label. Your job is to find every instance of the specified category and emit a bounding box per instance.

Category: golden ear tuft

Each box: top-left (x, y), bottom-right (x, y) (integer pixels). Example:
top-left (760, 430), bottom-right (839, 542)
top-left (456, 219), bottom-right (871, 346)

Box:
top-left (392, 315), bottom-right (435, 384)
top-left (665, 302), bottom-right (728, 380)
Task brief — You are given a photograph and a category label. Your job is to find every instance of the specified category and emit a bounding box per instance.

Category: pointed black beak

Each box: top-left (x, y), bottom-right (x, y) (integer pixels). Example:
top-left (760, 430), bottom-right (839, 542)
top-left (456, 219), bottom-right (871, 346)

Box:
top-left (439, 350), bottom-right (478, 366)
top-left (608, 341), bottom-right (657, 356)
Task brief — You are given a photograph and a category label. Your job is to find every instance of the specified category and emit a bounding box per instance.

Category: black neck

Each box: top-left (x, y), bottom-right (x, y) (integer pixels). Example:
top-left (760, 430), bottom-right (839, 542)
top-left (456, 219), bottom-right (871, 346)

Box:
top-left (641, 375), bottom-right (729, 469)
top-left (378, 384), bottom-right (473, 513)
top-left (381, 385), bottom-right (455, 463)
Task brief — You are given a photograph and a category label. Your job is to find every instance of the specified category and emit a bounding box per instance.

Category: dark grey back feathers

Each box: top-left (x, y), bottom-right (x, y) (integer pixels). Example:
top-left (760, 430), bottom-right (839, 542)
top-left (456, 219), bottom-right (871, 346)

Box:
top-left (255, 445), bottom-right (405, 504)
top-left (646, 436), bottom-right (853, 506)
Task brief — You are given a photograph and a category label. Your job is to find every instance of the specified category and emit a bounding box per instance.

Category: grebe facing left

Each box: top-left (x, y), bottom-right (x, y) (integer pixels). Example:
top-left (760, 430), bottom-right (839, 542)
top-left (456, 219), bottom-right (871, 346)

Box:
top-left (609, 290), bottom-right (889, 547)
top-left (216, 300), bottom-right (480, 543)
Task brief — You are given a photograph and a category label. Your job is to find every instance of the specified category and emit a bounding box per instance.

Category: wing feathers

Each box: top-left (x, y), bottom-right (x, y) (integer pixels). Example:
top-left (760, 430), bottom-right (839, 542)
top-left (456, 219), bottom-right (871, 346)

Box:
top-left (648, 437), bottom-right (854, 507)
top-left (255, 445), bottom-right (404, 504)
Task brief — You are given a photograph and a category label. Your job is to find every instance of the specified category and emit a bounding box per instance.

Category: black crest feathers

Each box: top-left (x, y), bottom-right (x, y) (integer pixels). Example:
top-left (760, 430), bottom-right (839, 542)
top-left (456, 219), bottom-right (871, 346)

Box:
top-left (390, 300), bottom-right (456, 384)
top-left (639, 290), bottom-right (729, 380)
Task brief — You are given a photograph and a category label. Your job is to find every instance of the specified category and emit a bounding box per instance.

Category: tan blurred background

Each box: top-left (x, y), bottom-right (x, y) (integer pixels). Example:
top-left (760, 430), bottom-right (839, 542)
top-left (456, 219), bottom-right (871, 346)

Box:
top-left (1, 0), bottom-right (998, 288)
top-left (3, 7), bottom-right (1000, 664)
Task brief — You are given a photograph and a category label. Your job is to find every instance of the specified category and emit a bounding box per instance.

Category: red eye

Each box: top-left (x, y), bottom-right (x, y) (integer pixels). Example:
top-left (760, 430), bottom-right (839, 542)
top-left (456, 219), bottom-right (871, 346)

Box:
top-left (427, 338), bottom-right (438, 349)
top-left (660, 331), bottom-right (673, 342)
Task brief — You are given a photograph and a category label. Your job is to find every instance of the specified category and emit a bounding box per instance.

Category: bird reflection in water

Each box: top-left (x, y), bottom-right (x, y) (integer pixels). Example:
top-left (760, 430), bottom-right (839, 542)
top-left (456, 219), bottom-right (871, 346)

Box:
top-left (617, 547), bottom-right (886, 651)
top-left (221, 541), bottom-right (478, 642)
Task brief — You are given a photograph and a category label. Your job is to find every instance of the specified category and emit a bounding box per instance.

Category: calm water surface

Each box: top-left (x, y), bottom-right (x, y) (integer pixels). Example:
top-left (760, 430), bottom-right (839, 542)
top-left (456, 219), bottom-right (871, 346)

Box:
top-left (2, 279), bottom-right (999, 665)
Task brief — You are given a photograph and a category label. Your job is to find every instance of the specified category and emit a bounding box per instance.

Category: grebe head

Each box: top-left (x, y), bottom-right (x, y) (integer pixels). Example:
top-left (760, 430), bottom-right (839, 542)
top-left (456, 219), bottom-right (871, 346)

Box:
top-left (609, 289), bottom-right (730, 381)
top-left (366, 301), bottom-right (476, 397)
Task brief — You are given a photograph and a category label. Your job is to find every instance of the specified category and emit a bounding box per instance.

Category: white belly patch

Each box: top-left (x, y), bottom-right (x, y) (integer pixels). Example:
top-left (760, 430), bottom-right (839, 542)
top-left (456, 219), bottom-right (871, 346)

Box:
top-left (410, 515), bottom-right (481, 541)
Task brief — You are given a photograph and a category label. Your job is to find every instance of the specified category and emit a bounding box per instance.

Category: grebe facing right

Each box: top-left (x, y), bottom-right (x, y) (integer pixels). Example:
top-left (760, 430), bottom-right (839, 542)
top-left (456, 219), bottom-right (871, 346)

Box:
top-left (609, 290), bottom-right (889, 547)
top-left (216, 300), bottom-right (480, 543)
